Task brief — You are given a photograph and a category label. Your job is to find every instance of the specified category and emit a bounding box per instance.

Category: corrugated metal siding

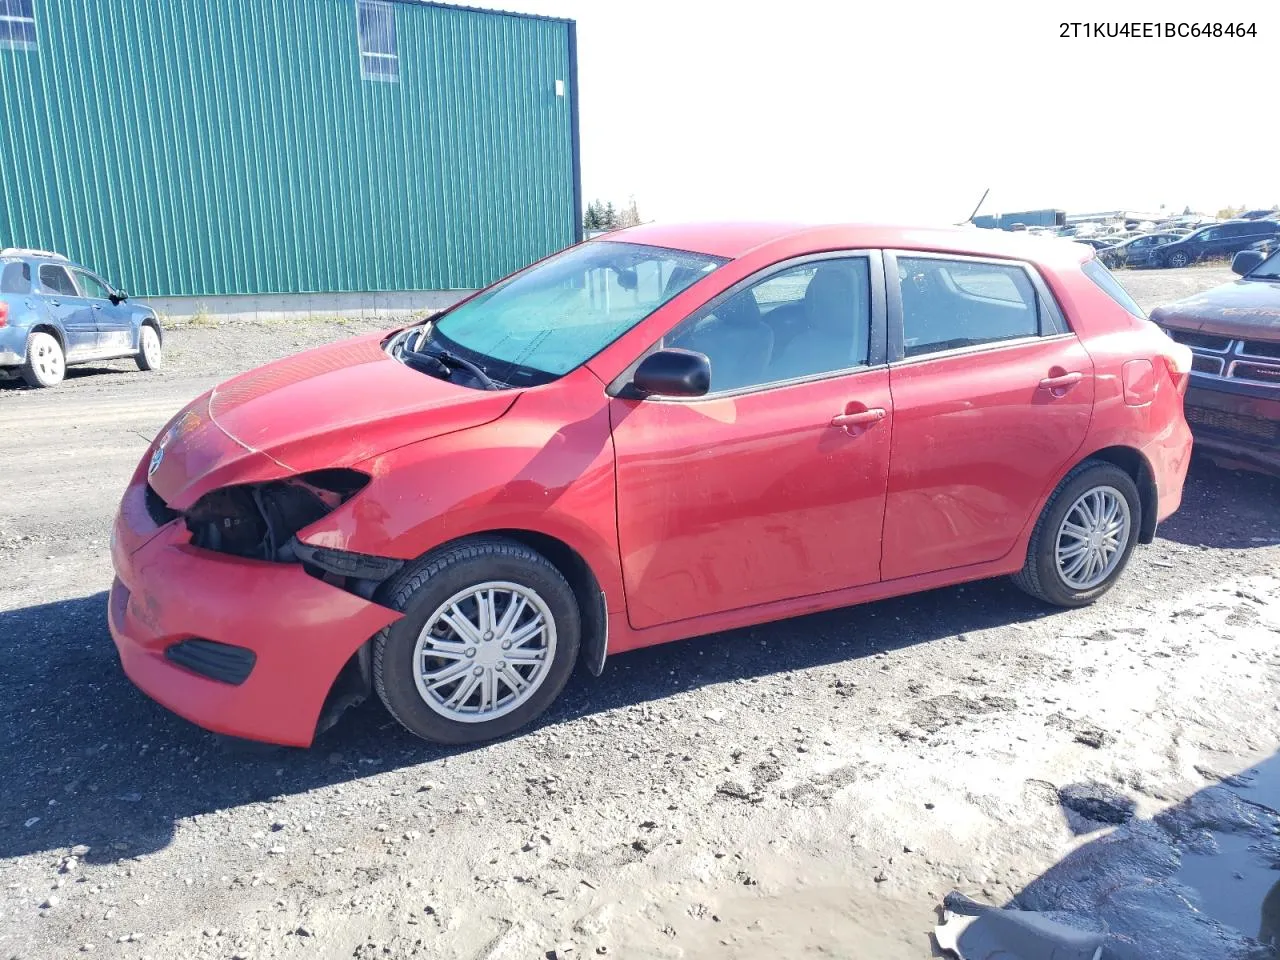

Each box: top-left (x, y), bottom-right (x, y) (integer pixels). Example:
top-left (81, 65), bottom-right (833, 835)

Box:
top-left (0, 0), bottom-right (577, 297)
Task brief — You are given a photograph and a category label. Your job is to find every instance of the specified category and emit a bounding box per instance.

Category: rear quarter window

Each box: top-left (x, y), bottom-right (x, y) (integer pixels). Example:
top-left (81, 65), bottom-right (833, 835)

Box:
top-left (1081, 258), bottom-right (1145, 319)
top-left (1, 258), bottom-right (31, 294)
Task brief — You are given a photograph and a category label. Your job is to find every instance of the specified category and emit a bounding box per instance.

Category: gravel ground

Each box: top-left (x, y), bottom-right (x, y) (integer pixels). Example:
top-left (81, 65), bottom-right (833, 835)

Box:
top-left (2, 265), bottom-right (1280, 960)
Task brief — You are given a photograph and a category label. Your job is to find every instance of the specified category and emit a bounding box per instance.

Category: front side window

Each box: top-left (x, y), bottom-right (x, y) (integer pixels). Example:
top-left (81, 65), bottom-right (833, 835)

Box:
top-left (897, 257), bottom-right (1042, 358)
top-left (0, 258), bottom-right (31, 293)
top-left (74, 270), bottom-right (111, 300)
top-left (357, 0), bottom-right (398, 82)
top-left (38, 264), bottom-right (77, 296)
top-left (1195, 228), bottom-right (1218, 242)
top-left (427, 241), bottom-right (726, 384)
top-left (1245, 250), bottom-right (1280, 281)
top-left (665, 258), bottom-right (871, 393)
top-left (0, 0), bottom-right (36, 50)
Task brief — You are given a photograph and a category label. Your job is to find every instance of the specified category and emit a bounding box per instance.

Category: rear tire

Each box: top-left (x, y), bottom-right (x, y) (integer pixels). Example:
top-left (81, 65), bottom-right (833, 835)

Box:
top-left (372, 537), bottom-right (581, 745)
top-left (21, 332), bottom-right (65, 388)
top-left (1012, 461), bottom-right (1141, 608)
top-left (136, 324), bottom-right (162, 371)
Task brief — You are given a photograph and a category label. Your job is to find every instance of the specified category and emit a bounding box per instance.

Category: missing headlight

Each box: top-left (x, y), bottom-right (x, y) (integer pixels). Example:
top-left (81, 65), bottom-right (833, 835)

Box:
top-left (183, 469), bottom-right (369, 562)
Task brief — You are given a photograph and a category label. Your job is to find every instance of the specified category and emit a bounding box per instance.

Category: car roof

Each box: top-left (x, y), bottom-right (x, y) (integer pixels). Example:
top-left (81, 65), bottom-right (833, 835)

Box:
top-left (595, 220), bottom-right (1092, 268)
top-left (0, 247), bottom-right (70, 262)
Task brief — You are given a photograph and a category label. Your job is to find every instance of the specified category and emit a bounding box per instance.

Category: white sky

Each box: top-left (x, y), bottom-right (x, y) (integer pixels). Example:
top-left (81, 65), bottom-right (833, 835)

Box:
top-left (488, 0), bottom-right (1279, 225)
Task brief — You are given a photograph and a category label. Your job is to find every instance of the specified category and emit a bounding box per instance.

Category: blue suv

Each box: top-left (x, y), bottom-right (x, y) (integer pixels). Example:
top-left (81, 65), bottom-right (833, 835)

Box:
top-left (0, 249), bottom-right (163, 388)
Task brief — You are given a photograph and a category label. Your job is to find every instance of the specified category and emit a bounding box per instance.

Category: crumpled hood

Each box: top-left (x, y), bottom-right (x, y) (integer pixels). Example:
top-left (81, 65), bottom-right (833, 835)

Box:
top-left (1151, 278), bottom-right (1280, 340)
top-left (147, 332), bottom-right (518, 510)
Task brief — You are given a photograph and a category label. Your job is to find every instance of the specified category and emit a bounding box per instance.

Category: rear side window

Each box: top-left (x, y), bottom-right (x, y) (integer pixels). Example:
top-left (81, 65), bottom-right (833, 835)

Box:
top-left (1082, 258), bottom-right (1145, 319)
top-left (38, 264), bottom-right (78, 296)
top-left (1, 259), bottom-right (30, 293)
top-left (897, 257), bottom-right (1043, 358)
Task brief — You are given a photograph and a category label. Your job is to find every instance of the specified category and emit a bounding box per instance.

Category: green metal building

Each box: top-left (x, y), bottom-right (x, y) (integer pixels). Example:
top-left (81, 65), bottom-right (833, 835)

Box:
top-left (0, 0), bottom-right (581, 306)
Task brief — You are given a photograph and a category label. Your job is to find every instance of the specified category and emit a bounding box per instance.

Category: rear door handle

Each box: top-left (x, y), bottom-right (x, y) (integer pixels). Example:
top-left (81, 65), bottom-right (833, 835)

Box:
top-left (1039, 371), bottom-right (1083, 389)
top-left (831, 408), bottom-right (887, 429)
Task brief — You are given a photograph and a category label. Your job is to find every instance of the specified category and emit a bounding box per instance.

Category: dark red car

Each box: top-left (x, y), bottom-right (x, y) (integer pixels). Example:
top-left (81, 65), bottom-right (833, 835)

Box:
top-left (108, 223), bottom-right (1195, 747)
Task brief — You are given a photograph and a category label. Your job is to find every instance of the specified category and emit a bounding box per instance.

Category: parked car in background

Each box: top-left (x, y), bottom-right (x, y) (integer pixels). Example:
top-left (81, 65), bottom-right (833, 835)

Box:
top-left (0, 249), bottom-right (163, 387)
top-left (1155, 220), bottom-right (1280, 268)
top-left (109, 222), bottom-right (1194, 748)
top-left (1100, 233), bottom-right (1184, 269)
top-left (1072, 237), bottom-right (1116, 251)
top-left (1239, 209), bottom-right (1280, 221)
top-left (1150, 248), bottom-right (1280, 476)
top-left (1248, 236), bottom-right (1280, 257)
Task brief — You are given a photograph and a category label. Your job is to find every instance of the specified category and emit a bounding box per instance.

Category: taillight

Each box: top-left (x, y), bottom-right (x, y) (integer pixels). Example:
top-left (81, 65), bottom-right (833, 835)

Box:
top-left (1161, 341), bottom-right (1193, 396)
top-left (0, 302), bottom-right (8, 328)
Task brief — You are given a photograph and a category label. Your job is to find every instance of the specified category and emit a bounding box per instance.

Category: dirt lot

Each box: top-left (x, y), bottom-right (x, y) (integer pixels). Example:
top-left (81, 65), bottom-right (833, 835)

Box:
top-left (2, 265), bottom-right (1279, 960)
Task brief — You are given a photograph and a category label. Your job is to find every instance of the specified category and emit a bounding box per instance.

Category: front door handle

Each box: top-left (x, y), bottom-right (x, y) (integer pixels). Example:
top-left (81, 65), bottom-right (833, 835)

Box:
top-left (1039, 371), bottom-right (1083, 390)
top-left (831, 408), bottom-right (887, 429)
top-left (49, 299), bottom-right (61, 306)
top-left (92, 304), bottom-right (102, 310)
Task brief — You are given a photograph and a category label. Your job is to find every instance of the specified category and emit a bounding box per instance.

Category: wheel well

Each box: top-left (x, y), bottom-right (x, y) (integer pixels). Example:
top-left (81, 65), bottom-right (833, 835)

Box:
top-left (141, 316), bottom-right (162, 344)
top-left (492, 529), bottom-right (608, 676)
top-left (29, 324), bottom-right (64, 353)
top-left (1082, 446), bottom-right (1159, 543)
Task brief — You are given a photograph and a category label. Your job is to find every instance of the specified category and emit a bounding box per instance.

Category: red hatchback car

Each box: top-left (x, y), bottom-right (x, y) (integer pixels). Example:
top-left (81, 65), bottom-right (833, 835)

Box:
top-left (108, 223), bottom-right (1194, 747)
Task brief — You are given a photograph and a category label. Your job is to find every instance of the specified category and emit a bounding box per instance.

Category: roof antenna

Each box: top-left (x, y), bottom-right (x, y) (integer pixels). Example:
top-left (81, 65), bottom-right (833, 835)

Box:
top-left (959, 188), bottom-right (990, 226)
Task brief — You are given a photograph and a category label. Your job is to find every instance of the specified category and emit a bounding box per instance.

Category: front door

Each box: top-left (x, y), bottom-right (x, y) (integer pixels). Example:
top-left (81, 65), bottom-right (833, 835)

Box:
top-left (73, 268), bottom-right (133, 355)
top-left (610, 253), bottom-right (893, 630)
top-left (36, 263), bottom-right (95, 359)
top-left (880, 252), bottom-right (1095, 581)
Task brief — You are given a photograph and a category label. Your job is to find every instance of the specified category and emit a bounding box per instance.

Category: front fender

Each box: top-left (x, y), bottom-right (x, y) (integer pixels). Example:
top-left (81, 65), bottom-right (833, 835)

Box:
top-left (298, 369), bottom-right (627, 614)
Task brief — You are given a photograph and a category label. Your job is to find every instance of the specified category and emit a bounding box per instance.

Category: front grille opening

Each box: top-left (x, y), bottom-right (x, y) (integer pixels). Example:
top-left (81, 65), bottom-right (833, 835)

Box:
top-left (145, 484), bottom-right (179, 527)
top-left (1185, 406), bottom-right (1279, 441)
top-left (1191, 354), bottom-right (1225, 376)
top-left (1170, 329), bottom-right (1232, 352)
top-left (165, 639), bottom-right (256, 685)
top-left (1231, 361), bottom-right (1280, 385)
top-left (1241, 340), bottom-right (1280, 360)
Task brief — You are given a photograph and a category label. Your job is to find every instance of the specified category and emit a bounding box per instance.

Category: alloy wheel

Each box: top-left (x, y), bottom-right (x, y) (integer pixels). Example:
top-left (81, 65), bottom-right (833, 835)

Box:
top-left (1055, 486), bottom-right (1132, 590)
top-left (412, 581), bottom-right (557, 723)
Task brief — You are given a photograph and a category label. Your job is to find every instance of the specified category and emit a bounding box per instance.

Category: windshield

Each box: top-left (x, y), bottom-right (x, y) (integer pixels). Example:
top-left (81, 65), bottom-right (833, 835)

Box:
top-left (430, 240), bottom-right (727, 382)
top-left (1248, 249), bottom-right (1280, 280)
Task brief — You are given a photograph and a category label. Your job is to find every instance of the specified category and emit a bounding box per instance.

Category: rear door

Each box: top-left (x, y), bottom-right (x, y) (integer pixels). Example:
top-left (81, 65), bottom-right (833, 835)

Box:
top-left (73, 268), bottom-right (133, 355)
top-left (880, 252), bottom-right (1094, 581)
top-left (36, 263), bottom-right (95, 358)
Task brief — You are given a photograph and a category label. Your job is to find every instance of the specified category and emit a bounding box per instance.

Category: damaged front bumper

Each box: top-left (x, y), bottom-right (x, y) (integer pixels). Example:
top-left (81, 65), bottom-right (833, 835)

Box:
top-left (108, 475), bottom-right (402, 747)
top-left (1184, 375), bottom-right (1280, 475)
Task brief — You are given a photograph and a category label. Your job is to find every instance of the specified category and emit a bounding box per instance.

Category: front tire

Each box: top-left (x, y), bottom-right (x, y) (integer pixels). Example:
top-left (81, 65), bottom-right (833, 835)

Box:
top-left (21, 332), bottom-right (65, 387)
top-left (136, 324), bottom-right (163, 371)
top-left (1165, 250), bottom-right (1190, 269)
top-left (373, 537), bottom-right (581, 745)
top-left (1012, 461), bottom-right (1141, 607)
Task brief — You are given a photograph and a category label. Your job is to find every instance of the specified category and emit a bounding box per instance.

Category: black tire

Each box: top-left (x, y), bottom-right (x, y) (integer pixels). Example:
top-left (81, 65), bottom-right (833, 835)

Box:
top-left (1011, 460), bottom-right (1142, 608)
top-left (372, 536), bottom-right (580, 745)
top-left (136, 323), bottom-right (163, 371)
top-left (1164, 250), bottom-right (1190, 269)
top-left (21, 331), bottom-right (65, 387)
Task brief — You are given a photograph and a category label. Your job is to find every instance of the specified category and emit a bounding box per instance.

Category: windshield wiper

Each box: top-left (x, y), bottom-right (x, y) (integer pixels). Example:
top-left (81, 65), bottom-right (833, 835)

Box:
top-left (406, 344), bottom-right (502, 390)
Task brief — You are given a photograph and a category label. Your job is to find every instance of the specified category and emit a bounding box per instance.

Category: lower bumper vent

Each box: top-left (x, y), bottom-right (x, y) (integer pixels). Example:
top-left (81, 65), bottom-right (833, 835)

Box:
top-left (165, 639), bottom-right (257, 685)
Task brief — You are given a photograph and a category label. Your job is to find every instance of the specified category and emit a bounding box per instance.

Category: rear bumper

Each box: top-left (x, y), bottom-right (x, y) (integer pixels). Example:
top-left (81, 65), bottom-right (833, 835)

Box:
top-left (108, 477), bottom-right (401, 746)
top-left (1184, 379), bottom-right (1280, 475)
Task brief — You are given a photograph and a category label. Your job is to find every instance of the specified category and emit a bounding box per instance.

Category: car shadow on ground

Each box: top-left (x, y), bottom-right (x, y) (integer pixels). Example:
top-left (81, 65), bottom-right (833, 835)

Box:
top-left (969, 748), bottom-right (1280, 960)
top-left (1158, 454), bottom-right (1280, 549)
top-left (0, 460), bottom-right (1272, 867)
top-left (0, 365), bottom-right (134, 390)
top-left (0, 576), bottom-right (1059, 865)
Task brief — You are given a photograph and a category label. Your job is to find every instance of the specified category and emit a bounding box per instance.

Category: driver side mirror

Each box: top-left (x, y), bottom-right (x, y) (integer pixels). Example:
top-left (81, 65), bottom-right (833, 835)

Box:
top-left (1232, 250), bottom-right (1264, 276)
top-left (110, 290), bottom-right (129, 305)
top-left (629, 348), bottom-right (711, 398)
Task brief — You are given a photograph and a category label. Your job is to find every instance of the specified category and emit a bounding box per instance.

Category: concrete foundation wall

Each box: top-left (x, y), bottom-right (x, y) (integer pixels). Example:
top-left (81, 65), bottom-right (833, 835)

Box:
top-left (144, 290), bottom-right (476, 324)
